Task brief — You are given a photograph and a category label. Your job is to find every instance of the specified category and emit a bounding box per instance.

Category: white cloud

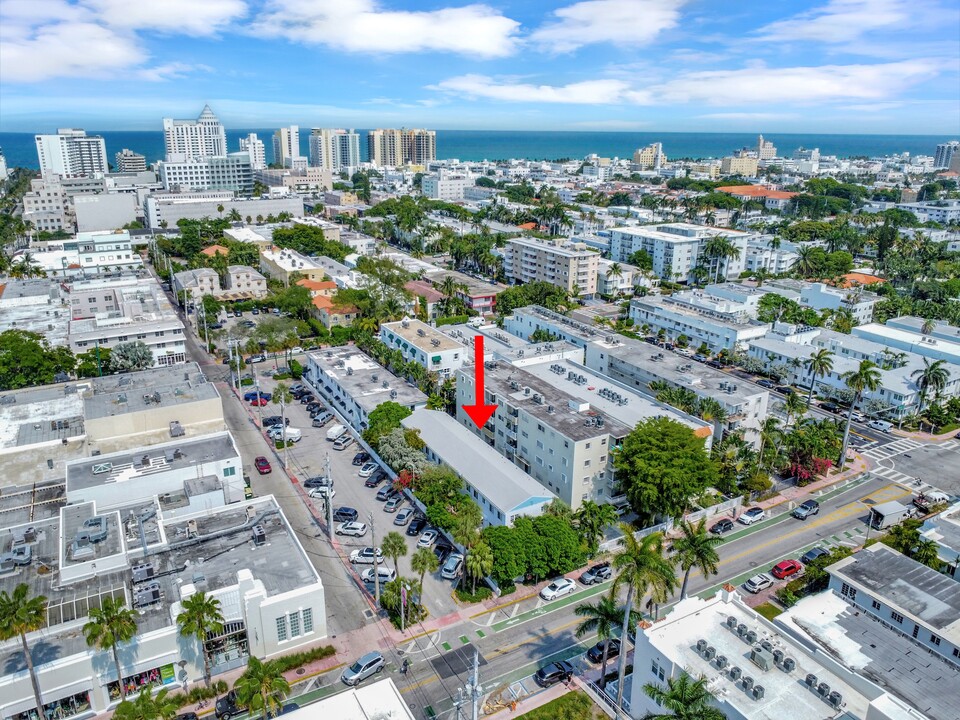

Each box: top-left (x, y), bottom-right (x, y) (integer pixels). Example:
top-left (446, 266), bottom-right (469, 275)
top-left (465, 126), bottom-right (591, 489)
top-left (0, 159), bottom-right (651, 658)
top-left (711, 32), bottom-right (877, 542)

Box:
top-left (430, 74), bottom-right (652, 104)
top-left (252, 0), bottom-right (520, 58)
top-left (530, 0), bottom-right (686, 52)
top-left (138, 62), bottom-right (213, 82)
top-left (698, 112), bottom-right (798, 120)
top-left (755, 0), bottom-right (925, 43)
top-left (86, 0), bottom-right (246, 35)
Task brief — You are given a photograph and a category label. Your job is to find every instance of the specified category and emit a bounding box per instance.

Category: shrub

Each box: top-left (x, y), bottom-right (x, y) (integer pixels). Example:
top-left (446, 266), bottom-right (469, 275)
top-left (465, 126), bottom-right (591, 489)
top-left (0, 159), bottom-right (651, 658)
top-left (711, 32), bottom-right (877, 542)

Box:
top-left (289, 359), bottom-right (303, 379)
top-left (273, 645), bottom-right (336, 673)
top-left (240, 377), bottom-right (254, 386)
top-left (437, 314), bottom-right (469, 326)
top-left (455, 586), bottom-right (492, 603)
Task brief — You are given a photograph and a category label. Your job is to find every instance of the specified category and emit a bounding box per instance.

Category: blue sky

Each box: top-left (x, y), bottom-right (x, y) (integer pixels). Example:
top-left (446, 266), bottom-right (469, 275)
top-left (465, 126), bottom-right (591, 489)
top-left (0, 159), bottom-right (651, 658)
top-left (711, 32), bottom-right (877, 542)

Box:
top-left (1, 0), bottom-right (958, 133)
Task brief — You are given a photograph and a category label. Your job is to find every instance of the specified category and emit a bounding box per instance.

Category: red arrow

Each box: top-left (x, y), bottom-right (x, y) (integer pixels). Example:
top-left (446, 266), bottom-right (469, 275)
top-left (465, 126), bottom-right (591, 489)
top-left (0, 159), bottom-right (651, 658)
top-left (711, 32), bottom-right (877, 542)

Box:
top-left (462, 335), bottom-right (498, 429)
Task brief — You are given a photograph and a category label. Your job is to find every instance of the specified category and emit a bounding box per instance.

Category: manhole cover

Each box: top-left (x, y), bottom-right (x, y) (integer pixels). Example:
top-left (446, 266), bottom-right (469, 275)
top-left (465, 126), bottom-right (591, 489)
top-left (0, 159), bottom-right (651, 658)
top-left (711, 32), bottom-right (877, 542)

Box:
top-left (296, 668), bottom-right (305, 675)
top-left (364, 609), bottom-right (375, 618)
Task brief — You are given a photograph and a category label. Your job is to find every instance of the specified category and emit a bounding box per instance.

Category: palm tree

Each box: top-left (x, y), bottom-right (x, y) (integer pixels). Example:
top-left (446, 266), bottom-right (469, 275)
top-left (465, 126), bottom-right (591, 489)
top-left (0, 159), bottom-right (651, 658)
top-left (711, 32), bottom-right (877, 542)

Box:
top-left (611, 527), bottom-right (677, 709)
top-left (84, 596), bottom-right (138, 699)
top-left (804, 349), bottom-right (834, 408)
top-left (233, 656), bottom-right (290, 720)
top-left (465, 541), bottom-right (494, 593)
top-left (574, 500), bottom-right (619, 553)
top-left (0, 583), bottom-right (48, 717)
top-left (702, 236), bottom-right (740, 284)
top-left (411, 547), bottom-right (439, 589)
top-left (673, 519), bottom-right (723, 600)
top-left (381, 531), bottom-right (408, 571)
top-left (921, 318), bottom-right (937, 335)
top-left (176, 591), bottom-right (225, 687)
top-left (794, 245), bottom-right (818, 277)
top-left (838, 359), bottom-right (881, 468)
top-left (574, 594), bottom-right (638, 689)
top-left (784, 390), bottom-right (808, 428)
top-left (113, 686), bottom-right (179, 720)
top-left (911, 539), bottom-right (942, 570)
top-left (911, 358), bottom-right (949, 412)
top-left (642, 672), bottom-right (725, 720)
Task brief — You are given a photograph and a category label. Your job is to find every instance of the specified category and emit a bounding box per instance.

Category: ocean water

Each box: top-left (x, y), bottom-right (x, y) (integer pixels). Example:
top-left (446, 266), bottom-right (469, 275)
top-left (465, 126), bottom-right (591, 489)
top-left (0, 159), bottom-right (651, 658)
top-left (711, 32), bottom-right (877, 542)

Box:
top-left (0, 129), bottom-right (947, 169)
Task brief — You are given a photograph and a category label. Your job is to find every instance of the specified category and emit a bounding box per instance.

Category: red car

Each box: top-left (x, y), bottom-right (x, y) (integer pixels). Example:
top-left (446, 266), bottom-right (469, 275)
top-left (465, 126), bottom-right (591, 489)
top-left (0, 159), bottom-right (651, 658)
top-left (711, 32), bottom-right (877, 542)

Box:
top-left (250, 397), bottom-right (269, 407)
top-left (771, 559), bottom-right (803, 579)
top-left (254, 456), bottom-right (272, 475)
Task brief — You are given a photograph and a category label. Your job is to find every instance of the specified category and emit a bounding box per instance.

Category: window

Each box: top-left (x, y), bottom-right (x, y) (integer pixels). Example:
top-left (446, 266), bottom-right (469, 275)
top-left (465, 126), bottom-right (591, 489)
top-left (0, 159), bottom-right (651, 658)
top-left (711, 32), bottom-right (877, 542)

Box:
top-left (871, 600), bottom-right (881, 610)
top-left (584, 459), bottom-right (591, 467)
top-left (840, 583), bottom-right (857, 600)
top-left (600, 455), bottom-right (607, 463)
top-left (561, 473), bottom-right (567, 482)
top-left (930, 634), bottom-right (941, 646)
top-left (890, 611), bottom-right (904, 624)
top-left (953, 648), bottom-right (959, 659)
top-left (536, 456), bottom-right (543, 466)
top-left (289, 612), bottom-right (301, 638)
top-left (651, 660), bottom-right (665, 681)
top-left (224, 467), bottom-right (236, 477)
top-left (537, 423), bottom-right (544, 432)
top-left (536, 440), bottom-right (543, 449)
top-left (276, 616), bottom-right (288, 641)
top-left (912, 624), bottom-right (920, 638)
top-left (302, 608), bottom-right (313, 633)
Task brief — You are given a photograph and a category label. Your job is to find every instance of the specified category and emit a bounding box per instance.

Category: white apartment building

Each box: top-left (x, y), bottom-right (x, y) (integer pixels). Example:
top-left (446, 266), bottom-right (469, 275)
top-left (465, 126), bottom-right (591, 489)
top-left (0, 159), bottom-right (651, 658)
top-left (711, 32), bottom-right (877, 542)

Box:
top-left (239, 133), bottom-right (266, 170)
top-left (852, 323), bottom-right (960, 367)
top-left (308, 128), bottom-right (360, 172)
top-left (626, 587), bottom-right (920, 720)
top-left (76, 230), bottom-right (141, 274)
top-left (162, 104), bottom-right (227, 161)
top-left (743, 237), bottom-right (799, 274)
top-left (272, 126), bottom-right (302, 167)
top-left (259, 247), bottom-right (334, 285)
top-left (35, 129), bottom-right (108, 179)
top-left (114, 149), bottom-right (146, 173)
top-left (144, 194), bottom-right (304, 229)
top-left (380, 318), bottom-right (466, 377)
top-left (421, 171), bottom-right (469, 201)
top-left (763, 279), bottom-right (878, 325)
top-left (608, 223), bottom-right (752, 283)
top-left (934, 140), bottom-right (959, 168)
top-left (502, 236), bottom-right (600, 295)
top-left (596, 257), bottom-right (638, 296)
top-left (158, 152), bottom-right (253, 193)
top-left (173, 268), bottom-right (220, 302)
top-left (22, 178), bottom-right (70, 231)
top-left (629, 292), bottom-right (771, 353)
top-left (402, 409), bottom-right (555, 527)
top-left (224, 265), bottom-right (268, 298)
top-left (896, 200), bottom-right (960, 224)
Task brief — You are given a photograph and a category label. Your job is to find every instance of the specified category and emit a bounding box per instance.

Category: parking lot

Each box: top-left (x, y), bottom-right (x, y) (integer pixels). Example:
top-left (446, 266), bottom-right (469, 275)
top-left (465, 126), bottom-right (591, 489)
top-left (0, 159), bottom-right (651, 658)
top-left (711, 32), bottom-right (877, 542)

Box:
top-left (239, 368), bottom-right (463, 624)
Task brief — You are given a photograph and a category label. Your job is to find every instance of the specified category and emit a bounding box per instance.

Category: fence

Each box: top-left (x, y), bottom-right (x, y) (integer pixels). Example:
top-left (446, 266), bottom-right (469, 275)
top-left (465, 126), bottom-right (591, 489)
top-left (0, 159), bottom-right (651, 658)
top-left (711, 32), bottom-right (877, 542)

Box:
top-left (598, 519), bottom-right (674, 553)
top-left (684, 495), bottom-right (743, 525)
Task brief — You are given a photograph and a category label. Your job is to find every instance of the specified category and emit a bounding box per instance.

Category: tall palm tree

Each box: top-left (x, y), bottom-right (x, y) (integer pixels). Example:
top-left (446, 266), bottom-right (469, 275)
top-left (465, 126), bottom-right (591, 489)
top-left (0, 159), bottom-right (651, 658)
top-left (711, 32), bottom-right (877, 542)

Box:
top-left (673, 519), bottom-right (723, 600)
top-left (113, 686), bottom-right (179, 720)
top-left (911, 539), bottom-right (942, 570)
top-left (574, 594), bottom-right (638, 689)
top-left (702, 236), bottom-right (740, 284)
top-left (465, 541), bottom-right (494, 593)
top-left (839, 359), bottom-right (882, 468)
top-left (574, 500), bottom-right (619, 553)
top-left (176, 591), bottom-right (225, 687)
top-left (794, 245), bottom-right (817, 277)
top-left (381, 531), bottom-right (408, 571)
top-left (911, 358), bottom-right (949, 412)
top-left (411, 547), bottom-right (439, 589)
top-left (0, 583), bottom-right (48, 718)
top-left (804, 349), bottom-right (834, 408)
top-left (642, 672), bottom-right (725, 720)
top-left (233, 656), bottom-right (290, 720)
top-left (611, 527), bottom-right (677, 710)
top-left (784, 390), bottom-right (808, 428)
top-left (84, 596), bottom-right (138, 699)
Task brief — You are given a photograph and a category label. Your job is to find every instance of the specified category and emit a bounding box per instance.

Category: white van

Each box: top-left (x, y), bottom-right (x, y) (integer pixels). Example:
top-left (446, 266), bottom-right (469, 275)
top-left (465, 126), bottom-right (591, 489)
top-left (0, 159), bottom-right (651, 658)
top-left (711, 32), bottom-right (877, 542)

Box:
top-left (867, 419), bottom-right (893, 432)
top-left (327, 424), bottom-right (347, 441)
top-left (269, 427), bottom-right (302, 443)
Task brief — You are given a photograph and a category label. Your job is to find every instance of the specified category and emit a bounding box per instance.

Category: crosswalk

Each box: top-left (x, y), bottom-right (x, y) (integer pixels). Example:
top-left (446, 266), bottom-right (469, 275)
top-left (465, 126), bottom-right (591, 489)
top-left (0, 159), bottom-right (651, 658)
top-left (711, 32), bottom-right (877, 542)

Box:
top-left (868, 465), bottom-right (916, 485)
top-left (860, 438), bottom-right (924, 462)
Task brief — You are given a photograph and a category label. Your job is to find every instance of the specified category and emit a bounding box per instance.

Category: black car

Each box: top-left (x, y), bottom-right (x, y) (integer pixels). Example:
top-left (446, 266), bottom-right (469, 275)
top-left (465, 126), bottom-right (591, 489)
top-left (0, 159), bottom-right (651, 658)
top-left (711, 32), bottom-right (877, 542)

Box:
top-left (586, 638), bottom-right (621, 664)
top-left (353, 451), bottom-right (371, 466)
top-left (534, 660), bottom-right (574, 688)
top-left (434, 542), bottom-right (453, 563)
top-left (706, 360), bottom-right (724, 369)
top-left (262, 416), bottom-right (290, 428)
top-left (299, 394), bottom-right (316, 404)
top-left (177, 713), bottom-right (199, 720)
top-left (710, 518), bottom-right (735, 535)
top-left (306, 402), bottom-right (323, 413)
top-left (304, 476), bottom-right (333, 489)
top-left (215, 691), bottom-right (245, 720)
top-left (757, 379), bottom-right (776, 389)
top-left (776, 385), bottom-right (795, 395)
top-left (233, 310), bottom-right (242, 317)
top-left (406, 516), bottom-right (427, 536)
top-left (579, 562), bottom-right (612, 585)
top-left (209, 322), bottom-right (223, 329)
top-left (801, 547), bottom-right (831, 565)
top-left (333, 507), bottom-right (359, 522)
top-left (365, 471), bottom-right (386, 488)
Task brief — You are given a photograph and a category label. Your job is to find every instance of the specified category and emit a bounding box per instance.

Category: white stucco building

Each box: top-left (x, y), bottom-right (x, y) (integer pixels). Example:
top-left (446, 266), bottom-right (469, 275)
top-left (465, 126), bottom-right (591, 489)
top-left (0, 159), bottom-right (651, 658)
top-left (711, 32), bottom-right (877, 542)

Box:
top-left (380, 318), bottom-right (467, 377)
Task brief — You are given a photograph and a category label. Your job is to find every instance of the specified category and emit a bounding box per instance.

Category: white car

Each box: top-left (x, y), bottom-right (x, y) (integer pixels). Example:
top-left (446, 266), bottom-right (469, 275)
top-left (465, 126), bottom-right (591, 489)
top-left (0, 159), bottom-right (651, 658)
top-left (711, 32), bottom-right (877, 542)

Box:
top-left (358, 462), bottom-right (379, 478)
top-left (308, 487), bottom-right (335, 499)
top-left (336, 521), bottom-right (367, 537)
top-left (743, 573), bottom-right (775, 594)
top-left (289, 346), bottom-right (304, 355)
top-left (417, 529), bottom-right (438, 548)
top-left (539, 578), bottom-right (576, 601)
top-left (850, 410), bottom-right (866, 423)
top-left (738, 507), bottom-right (765, 525)
top-left (361, 567), bottom-right (397, 584)
top-left (350, 547), bottom-right (384, 565)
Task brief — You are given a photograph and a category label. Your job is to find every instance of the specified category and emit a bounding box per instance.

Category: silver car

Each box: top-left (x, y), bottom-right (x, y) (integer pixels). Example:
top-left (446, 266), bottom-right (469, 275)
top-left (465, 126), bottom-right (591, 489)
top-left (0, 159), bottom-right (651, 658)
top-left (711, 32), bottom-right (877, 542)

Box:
top-left (340, 651), bottom-right (385, 686)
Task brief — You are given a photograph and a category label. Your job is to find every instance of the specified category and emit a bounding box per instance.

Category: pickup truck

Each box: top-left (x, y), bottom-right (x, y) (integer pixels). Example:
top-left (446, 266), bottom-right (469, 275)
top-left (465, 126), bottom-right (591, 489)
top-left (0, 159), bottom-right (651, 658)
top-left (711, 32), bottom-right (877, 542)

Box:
top-left (913, 491), bottom-right (949, 514)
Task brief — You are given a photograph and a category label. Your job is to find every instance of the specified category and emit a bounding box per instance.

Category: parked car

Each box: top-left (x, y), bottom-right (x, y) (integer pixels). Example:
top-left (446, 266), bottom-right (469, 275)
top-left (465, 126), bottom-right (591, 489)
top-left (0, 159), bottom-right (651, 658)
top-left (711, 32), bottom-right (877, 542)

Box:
top-left (775, 385), bottom-right (795, 395)
top-left (417, 528), bottom-right (438, 547)
top-left (303, 476), bottom-right (333, 489)
top-left (215, 691), bottom-right (246, 720)
top-left (441, 552), bottom-right (464, 579)
top-left (800, 547), bottom-right (831, 565)
top-left (361, 567), bottom-right (396, 584)
top-left (248, 354), bottom-right (266, 364)
top-left (710, 518), bottom-right (735, 535)
top-left (353, 452), bottom-right (371, 466)
top-left (333, 435), bottom-right (355, 451)
top-left (251, 308), bottom-right (260, 315)
top-left (394, 507), bottom-right (415, 526)
top-left (376, 486), bottom-right (398, 502)
top-left (308, 486), bottom-right (334, 499)
top-left (336, 521), bottom-right (367, 537)
top-left (792, 500), bottom-right (820, 520)
top-left (738, 507), bottom-right (766, 525)
top-left (706, 360), bottom-right (724, 369)
top-left (305, 402), bottom-right (323, 413)
top-left (289, 384), bottom-right (306, 395)
top-left (407, 516), bottom-right (428, 537)
top-left (771, 559), bottom-right (803, 580)
top-left (540, 578), bottom-right (576, 601)
top-left (312, 412), bottom-right (334, 426)
top-left (243, 390), bottom-right (272, 402)
top-left (533, 660), bottom-right (574, 688)
top-left (290, 346), bottom-right (304, 355)
top-left (358, 462), bottom-right (379, 478)
top-left (819, 401), bottom-right (841, 413)
top-left (365, 472), bottom-right (386, 488)
top-left (333, 507), bottom-right (359, 523)
top-left (850, 410), bottom-right (866, 423)
top-left (579, 562), bottom-right (612, 585)
top-left (299, 394), bottom-right (316, 405)
top-left (340, 651), bottom-right (385, 686)
top-left (757, 379), bottom-right (776, 389)
top-left (693, 353), bottom-right (708, 362)
top-left (383, 495), bottom-right (405, 513)
top-left (262, 416), bottom-right (289, 428)
top-left (434, 543), bottom-right (453, 563)
top-left (250, 397), bottom-right (269, 407)
top-left (254, 456), bottom-right (272, 475)
top-left (743, 573), bottom-right (775, 593)
top-left (349, 547), bottom-right (383, 565)
top-left (586, 638), bottom-right (621, 664)
top-left (233, 310), bottom-right (242, 317)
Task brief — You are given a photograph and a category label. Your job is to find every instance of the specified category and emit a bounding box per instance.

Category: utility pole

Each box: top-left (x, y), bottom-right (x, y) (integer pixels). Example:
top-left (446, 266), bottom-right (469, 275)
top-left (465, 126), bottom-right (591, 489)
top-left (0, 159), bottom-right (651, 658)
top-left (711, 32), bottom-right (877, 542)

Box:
top-left (253, 367), bottom-right (264, 428)
top-left (324, 453), bottom-right (333, 537)
top-left (368, 511), bottom-right (380, 605)
top-left (467, 649), bottom-right (482, 720)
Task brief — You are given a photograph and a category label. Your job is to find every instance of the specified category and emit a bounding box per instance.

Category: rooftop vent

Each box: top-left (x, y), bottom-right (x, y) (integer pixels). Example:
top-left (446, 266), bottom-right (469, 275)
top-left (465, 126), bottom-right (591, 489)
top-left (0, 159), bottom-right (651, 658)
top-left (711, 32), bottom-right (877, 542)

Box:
top-left (782, 657), bottom-right (796, 673)
top-left (752, 685), bottom-right (765, 701)
top-left (347, 367), bottom-right (353, 375)
top-left (417, 328), bottom-right (426, 337)
top-left (729, 666), bottom-right (742, 681)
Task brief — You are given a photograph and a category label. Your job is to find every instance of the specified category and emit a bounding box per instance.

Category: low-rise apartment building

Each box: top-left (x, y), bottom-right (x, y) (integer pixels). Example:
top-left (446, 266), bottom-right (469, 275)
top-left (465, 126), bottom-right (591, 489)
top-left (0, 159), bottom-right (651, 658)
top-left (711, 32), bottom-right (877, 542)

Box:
top-left (223, 265), bottom-right (268, 298)
top-left (144, 194), bottom-right (304, 229)
top-left (424, 269), bottom-right (503, 315)
top-left (852, 322), bottom-right (960, 366)
top-left (501, 236), bottom-right (600, 296)
top-left (259, 247), bottom-right (330, 284)
top-left (421, 170), bottom-right (469, 201)
top-left (380, 318), bottom-right (467, 377)
top-left (402, 408), bottom-right (554, 527)
top-left (173, 267), bottom-right (220, 302)
top-left (763, 279), bottom-right (878, 325)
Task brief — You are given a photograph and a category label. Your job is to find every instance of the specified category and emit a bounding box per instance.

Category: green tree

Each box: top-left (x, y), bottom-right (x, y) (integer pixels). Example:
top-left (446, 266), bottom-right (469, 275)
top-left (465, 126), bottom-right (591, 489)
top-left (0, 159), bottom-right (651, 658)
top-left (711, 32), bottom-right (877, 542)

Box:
top-left (381, 531), bottom-right (408, 571)
top-left (838, 359), bottom-right (881, 467)
top-left (109, 341), bottom-right (155, 372)
top-left (363, 401), bottom-right (413, 446)
top-left (75, 346), bottom-right (111, 378)
top-left (672, 519), bottom-right (723, 599)
top-left (465, 540), bottom-right (494, 593)
top-left (0, 583), bottom-right (48, 717)
top-left (83, 597), bottom-right (138, 699)
top-left (113, 686), bottom-right (178, 720)
top-left (911, 538), bottom-right (942, 570)
top-left (804, 348), bottom-right (834, 408)
top-left (642, 672), bottom-right (726, 720)
top-left (613, 417), bottom-right (718, 524)
top-left (411, 547), bottom-right (439, 588)
top-left (532, 514), bottom-right (585, 575)
top-left (574, 500), bottom-right (618, 554)
top-left (482, 525), bottom-right (527, 586)
top-left (0, 329), bottom-right (76, 390)
top-left (611, 528), bottom-right (677, 709)
top-left (176, 591), bottom-right (224, 686)
top-left (233, 656), bottom-right (290, 720)
top-left (911, 358), bottom-right (949, 411)
top-left (574, 594), bottom-right (638, 689)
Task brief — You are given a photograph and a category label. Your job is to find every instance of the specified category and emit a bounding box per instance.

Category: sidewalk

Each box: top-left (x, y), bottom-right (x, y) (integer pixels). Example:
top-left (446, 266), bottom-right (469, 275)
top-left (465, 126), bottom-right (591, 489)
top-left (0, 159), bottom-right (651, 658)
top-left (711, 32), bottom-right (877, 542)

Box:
top-left (892, 426), bottom-right (959, 442)
top-left (750, 451), bottom-right (870, 513)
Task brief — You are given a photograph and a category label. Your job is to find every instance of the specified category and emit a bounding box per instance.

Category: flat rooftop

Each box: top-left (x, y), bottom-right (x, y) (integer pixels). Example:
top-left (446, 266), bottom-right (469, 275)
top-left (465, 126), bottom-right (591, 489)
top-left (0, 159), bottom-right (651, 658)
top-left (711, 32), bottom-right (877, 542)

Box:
top-left (780, 592), bottom-right (960, 720)
top-left (84, 363), bottom-right (219, 421)
top-left (644, 593), bottom-right (871, 720)
top-left (632, 295), bottom-right (770, 332)
top-left (309, 346), bottom-right (427, 412)
top-left (828, 544), bottom-right (960, 642)
top-left (381, 318), bottom-right (465, 353)
top-left (291, 679), bottom-right (414, 719)
top-left (612, 222), bottom-right (751, 242)
top-left (438, 324), bottom-right (528, 353)
top-left (0, 279), bottom-right (70, 346)
top-left (425, 269), bottom-right (503, 298)
top-left (403, 408), bottom-right (555, 513)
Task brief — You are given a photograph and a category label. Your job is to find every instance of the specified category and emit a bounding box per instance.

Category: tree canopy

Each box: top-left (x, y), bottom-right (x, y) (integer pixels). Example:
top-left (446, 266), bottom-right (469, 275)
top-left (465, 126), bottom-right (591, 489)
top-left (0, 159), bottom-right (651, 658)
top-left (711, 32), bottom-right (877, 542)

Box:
top-left (0, 329), bottom-right (76, 390)
top-left (272, 223), bottom-right (352, 262)
top-left (363, 401), bottom-right (412, 445)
